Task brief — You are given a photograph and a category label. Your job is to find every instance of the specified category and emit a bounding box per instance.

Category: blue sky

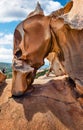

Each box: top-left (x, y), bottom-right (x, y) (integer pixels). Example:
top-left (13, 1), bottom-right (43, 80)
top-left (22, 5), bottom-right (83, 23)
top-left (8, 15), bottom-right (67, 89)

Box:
top-left (0, 0), bottom-right (70, 63)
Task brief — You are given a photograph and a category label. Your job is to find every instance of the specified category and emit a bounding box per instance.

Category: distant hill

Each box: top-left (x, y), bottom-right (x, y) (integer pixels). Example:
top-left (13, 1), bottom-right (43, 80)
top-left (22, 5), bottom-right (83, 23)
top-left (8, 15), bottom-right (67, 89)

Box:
top-left (0, 62), bottom-right (12, 78)
top-left (0, 62), bottom-right (49, 79)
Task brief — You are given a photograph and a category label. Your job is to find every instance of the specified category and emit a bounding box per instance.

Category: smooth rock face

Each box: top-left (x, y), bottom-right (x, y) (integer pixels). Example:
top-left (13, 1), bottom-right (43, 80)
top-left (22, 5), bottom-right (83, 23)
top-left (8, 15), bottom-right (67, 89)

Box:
top-left (0, 76), bottom-right (83, 130)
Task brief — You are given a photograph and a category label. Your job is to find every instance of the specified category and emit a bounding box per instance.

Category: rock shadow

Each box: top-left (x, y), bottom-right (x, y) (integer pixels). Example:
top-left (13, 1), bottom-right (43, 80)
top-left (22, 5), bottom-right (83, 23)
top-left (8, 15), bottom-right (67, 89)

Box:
top-left (0, 82), bottom-right (7, 97)
top-left (13, 79), bottom-right (83, 130)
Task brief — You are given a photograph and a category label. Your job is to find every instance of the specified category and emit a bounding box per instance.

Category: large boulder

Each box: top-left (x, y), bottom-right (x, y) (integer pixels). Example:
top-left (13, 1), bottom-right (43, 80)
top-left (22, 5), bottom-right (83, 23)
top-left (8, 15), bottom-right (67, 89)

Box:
top-left (46, 52), bottom-right (66, 77)
top-left (0, 76), bottom-right (83, 130)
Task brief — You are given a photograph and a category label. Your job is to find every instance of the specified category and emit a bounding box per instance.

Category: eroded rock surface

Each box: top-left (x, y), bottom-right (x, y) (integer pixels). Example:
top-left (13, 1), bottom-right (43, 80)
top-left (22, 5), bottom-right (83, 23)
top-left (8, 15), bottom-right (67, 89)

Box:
top-left (0, 71), bottom-right (6, 85)
top-left (0, 76), bottom-right (83, 130)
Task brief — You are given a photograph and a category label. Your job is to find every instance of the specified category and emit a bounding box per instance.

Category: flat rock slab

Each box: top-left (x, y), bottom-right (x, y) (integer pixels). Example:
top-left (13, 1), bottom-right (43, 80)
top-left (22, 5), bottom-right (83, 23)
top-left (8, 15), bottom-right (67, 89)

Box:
top-left (0, 76), bottom-right (83, 130)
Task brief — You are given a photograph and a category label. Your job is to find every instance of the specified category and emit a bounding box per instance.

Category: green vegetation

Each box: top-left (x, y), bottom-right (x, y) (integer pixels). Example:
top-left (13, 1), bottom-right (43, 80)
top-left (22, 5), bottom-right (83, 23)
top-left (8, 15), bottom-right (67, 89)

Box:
top-left (0, 63), bottom-right (49, 79)
top-left (35, 69), bottom-right (48, 79)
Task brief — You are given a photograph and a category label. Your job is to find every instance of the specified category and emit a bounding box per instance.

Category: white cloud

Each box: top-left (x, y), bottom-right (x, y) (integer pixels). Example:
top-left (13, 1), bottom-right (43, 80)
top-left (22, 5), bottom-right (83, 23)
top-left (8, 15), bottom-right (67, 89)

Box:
top-left (0, 0), bottom-right (62, 22)
top-left (44, 59), bottom-right (49, 66)
top-left (40, 0), bottom-right (62, 15)
top-left (0, 33), bottom-right (13, 63)
top-left (0, 33), bottom-right (13, 47)
top-left (0, 32), bottom-right (4, 37)
top-left (0, 47), bottom-right (13, 63)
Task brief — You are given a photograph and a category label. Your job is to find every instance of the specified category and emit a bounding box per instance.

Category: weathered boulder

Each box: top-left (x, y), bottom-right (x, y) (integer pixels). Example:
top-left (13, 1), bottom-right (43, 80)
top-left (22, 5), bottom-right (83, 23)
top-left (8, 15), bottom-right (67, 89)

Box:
top-left (0, 70), bottom-right (6, 85)
top-left (0, 76), bottom-right (83, 130)
top-left (46, 52), bottom-right (66, 76)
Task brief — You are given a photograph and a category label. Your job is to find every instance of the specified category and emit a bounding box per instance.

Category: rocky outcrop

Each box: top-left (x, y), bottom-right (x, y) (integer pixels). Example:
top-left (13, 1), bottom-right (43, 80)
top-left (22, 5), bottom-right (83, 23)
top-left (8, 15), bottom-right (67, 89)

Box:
top-left (0, 76), bottom-right (83, 130)
top-left (0, 71), bottom-right (6, 85)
